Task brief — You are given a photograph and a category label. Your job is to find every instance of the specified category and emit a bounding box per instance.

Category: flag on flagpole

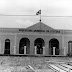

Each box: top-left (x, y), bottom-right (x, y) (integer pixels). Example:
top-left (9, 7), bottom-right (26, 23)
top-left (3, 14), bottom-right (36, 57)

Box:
top-left (36, 10), bottom-right (41, 15)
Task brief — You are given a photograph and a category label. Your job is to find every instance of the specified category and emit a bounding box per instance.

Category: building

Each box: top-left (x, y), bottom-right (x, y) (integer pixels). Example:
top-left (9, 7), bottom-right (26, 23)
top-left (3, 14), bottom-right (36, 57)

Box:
top-left (0, 22), bottom-right (72, 56)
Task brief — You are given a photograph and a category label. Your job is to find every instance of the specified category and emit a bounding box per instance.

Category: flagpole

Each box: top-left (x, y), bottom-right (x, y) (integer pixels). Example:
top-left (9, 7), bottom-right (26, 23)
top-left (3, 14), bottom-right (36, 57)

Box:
top-left (36, 10), bottom-right (41, 31)
top-left (40, 11), bottom-right (41, 22)
top-left (40, 10), bottom-right (41, 30)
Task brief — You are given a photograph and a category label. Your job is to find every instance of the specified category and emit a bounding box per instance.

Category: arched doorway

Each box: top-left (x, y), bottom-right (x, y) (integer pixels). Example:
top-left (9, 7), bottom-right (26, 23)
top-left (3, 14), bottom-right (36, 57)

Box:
top-left (34, 38), bottom-right (45, 54)
top-left (19, 38), bottom-right (30, 54)
top-left (68, 41), bottom-right (72, 56)
top-left (49, 38), bottom-right (59, 55)
top-left (4, 39), bottom-right (10, 54)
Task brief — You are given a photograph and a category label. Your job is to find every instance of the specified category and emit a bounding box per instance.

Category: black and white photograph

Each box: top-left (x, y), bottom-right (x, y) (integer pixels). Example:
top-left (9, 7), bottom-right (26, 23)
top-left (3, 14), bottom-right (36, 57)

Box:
top-left (0, 0), bottom-right (72, 72)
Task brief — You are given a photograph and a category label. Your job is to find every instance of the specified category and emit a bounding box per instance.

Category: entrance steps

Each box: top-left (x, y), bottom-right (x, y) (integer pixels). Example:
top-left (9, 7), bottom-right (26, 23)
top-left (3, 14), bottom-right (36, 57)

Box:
top-left (60, 64), bottom-right (72, 70)
top-left (49, 63), bottom-right (72, 72)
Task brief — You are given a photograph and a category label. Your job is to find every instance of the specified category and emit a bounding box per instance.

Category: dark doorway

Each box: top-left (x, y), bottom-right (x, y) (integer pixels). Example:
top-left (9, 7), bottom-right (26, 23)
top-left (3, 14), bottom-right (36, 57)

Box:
top-left (34, 38), bottom-right (45, 54)
top-left (68, 41), bottom-right (72, 56)
top-left (4, 39), bottom-right (10, 54)
top-left (49, 38), bottom-right (59, 55)
top-left (19, 38), bottom-right (30, 54)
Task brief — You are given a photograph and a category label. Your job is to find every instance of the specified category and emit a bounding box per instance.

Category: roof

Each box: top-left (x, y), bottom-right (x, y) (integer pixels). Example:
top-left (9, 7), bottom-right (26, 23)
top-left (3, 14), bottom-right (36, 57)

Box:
top-left (26, 22), bottom-right (54, 30)
top-left (0, 22), bottom-right (69, 34)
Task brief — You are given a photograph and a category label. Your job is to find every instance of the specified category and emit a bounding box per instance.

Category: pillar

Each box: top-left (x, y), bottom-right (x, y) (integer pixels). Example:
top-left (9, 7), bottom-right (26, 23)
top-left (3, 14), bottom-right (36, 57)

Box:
top-left (35, 46), bottom-right (37, 54)
top-left (62, 35), bottom-right (64, 55)
top-left (30, 40), bottom-right (34, 55)
top-left (14, 34), bottom-right (17, 54)
top-left (53, 47), bottom-right (55, 55)
top-left (0, 41), bottom-right (1, 54)
top-left (43, 46), bottom-right (45, 55)
top-left (64, 47), bottom-right (66, 56)
top-left (14, 46), bottom-right (16, 54)
top-left (24, 46), bottom-right (26, 54)
top-left (68, 68), bottom-right (71, 72)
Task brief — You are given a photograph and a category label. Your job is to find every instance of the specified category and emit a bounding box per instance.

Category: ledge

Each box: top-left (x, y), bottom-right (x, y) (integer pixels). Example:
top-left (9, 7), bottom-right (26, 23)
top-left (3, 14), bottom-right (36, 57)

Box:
top-left (0, 54), bottom-right (69, 57)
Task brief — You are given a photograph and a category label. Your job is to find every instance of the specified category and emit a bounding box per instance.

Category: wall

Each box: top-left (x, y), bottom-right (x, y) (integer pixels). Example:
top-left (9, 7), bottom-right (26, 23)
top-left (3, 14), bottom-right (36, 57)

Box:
top-left (64, 34), bottom-right (72, 56)
top-left (16, 32), bottom-right (63, 56)
top-left (0, 32), bottom-right (63, 56)
top-left (0, 33), bottom-right (15, 54)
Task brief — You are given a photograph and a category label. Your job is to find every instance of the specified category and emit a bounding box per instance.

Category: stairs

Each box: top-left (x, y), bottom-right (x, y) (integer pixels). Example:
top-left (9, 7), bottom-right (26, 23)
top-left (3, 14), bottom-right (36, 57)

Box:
top-left (49, 63), bottom-right (72, 72)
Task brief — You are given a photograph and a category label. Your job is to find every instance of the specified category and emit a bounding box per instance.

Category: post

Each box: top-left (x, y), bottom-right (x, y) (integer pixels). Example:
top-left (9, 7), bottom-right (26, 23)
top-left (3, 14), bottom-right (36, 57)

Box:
top-left (43, 46), bottom-right (45, 55)
top-left (40, 10), bottom-right (41, 30)
top-left (35, 46), bottom-right (37, 54)
top-left (0, 41), bottom-right (1, 54)
top-left (64, 47), bottom-right (66, 56)
top-left (14, 46), bottom-right (16, 54)
top-left (68, 68), bottom-right (70, 72)
top-left (24, 46), bottom-right (26, 54)
top-left (53, 47), bottom-right (55, 55)
top-left (14, 34), bottom-right (17, 54)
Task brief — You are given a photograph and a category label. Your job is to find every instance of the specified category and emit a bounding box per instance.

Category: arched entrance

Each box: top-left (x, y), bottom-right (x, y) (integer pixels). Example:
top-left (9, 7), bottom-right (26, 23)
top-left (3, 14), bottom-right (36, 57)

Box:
top-left (49, 38), bottom-right (59, 55)
top-left (34, 38), bottom-right (45, 54)
top-left (4, 39), bottom-right (10, 54)
top-left (68, 41), bottom-right (72, 56)
top-left (19, 38), bottom-right (30, 54)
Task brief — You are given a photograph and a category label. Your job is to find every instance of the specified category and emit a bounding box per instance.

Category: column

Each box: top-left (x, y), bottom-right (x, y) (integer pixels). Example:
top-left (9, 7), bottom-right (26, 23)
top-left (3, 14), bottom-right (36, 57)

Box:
top-left (24, 46), bottom-right (26, 54)
top-left (69, 43), bottom-right (71, 55)
top-left (53, 47), bottom-right (55, 55)
top-left (64, 47), bottom-right (66, 56)
top-left (30, 40), bottom-right (34, 55)
top-left (43, 46), bottom-right (45, 55)
top-left (35, 46), bottom-right (37, 54)
top-left (14, 34), bottom-right (17, 54)
top-left (0, 41), bottom-right (1, 54)
top-left (62, 35), bottom-right (64, 55)
top-left (14, 46), bottom-right (16, 54)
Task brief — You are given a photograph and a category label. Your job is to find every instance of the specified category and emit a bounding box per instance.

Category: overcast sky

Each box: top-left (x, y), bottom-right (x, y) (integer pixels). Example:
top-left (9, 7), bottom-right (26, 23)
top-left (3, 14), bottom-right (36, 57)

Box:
top-left (0, 0), bottom-right (72, 29)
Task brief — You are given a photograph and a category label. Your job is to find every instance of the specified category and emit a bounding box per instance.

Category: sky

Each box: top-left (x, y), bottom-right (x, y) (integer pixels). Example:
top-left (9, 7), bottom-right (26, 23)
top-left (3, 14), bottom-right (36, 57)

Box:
top-left (0, 0), bottom-right (72, 29)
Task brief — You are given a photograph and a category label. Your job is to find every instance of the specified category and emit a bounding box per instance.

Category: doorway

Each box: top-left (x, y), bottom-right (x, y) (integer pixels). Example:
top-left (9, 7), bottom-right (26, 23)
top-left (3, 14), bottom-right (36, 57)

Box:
top-left (4, 39), bottom-right (10, 54)
top-left (19, 38), bottom-right (30, 54)
top-left (34, 38), bottom-right (45, 54)
top-left (49, 38), bottom-right (59, 55)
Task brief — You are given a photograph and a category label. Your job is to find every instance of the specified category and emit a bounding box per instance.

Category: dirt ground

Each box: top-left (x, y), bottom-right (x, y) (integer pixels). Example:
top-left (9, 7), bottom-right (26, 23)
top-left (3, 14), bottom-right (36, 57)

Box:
top-left (0, 56), bottom-right (71, 72)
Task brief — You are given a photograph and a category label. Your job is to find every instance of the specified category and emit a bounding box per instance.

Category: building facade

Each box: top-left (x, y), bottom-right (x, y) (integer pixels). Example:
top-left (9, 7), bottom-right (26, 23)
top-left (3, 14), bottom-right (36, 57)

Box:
top-left (0, 22), bottom-right (72, 56)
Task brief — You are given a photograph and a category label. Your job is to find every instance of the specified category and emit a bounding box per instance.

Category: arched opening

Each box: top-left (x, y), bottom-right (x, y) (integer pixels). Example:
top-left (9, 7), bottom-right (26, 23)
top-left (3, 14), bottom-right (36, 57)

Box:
top-left (19, 38), bottom-right (30, 54)
top-left (49, 38), bottom-right (59, 55)
top-left (4, 39), bottom-right (10, 54)
top-left (34, 38), bottom-right (45, 54)
top-left (68, 41), bottom-right (72, 56)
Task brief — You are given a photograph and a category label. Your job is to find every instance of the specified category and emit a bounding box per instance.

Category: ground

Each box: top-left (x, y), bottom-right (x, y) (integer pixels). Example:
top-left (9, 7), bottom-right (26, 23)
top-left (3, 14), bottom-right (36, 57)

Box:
top-left (0, 56), bottom-right (71, 72)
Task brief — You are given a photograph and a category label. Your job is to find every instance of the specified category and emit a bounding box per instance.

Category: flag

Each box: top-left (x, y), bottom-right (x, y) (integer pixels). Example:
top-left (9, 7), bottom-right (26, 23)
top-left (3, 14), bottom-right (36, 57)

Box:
top-left (36, 10), bottom-right (41, 15)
